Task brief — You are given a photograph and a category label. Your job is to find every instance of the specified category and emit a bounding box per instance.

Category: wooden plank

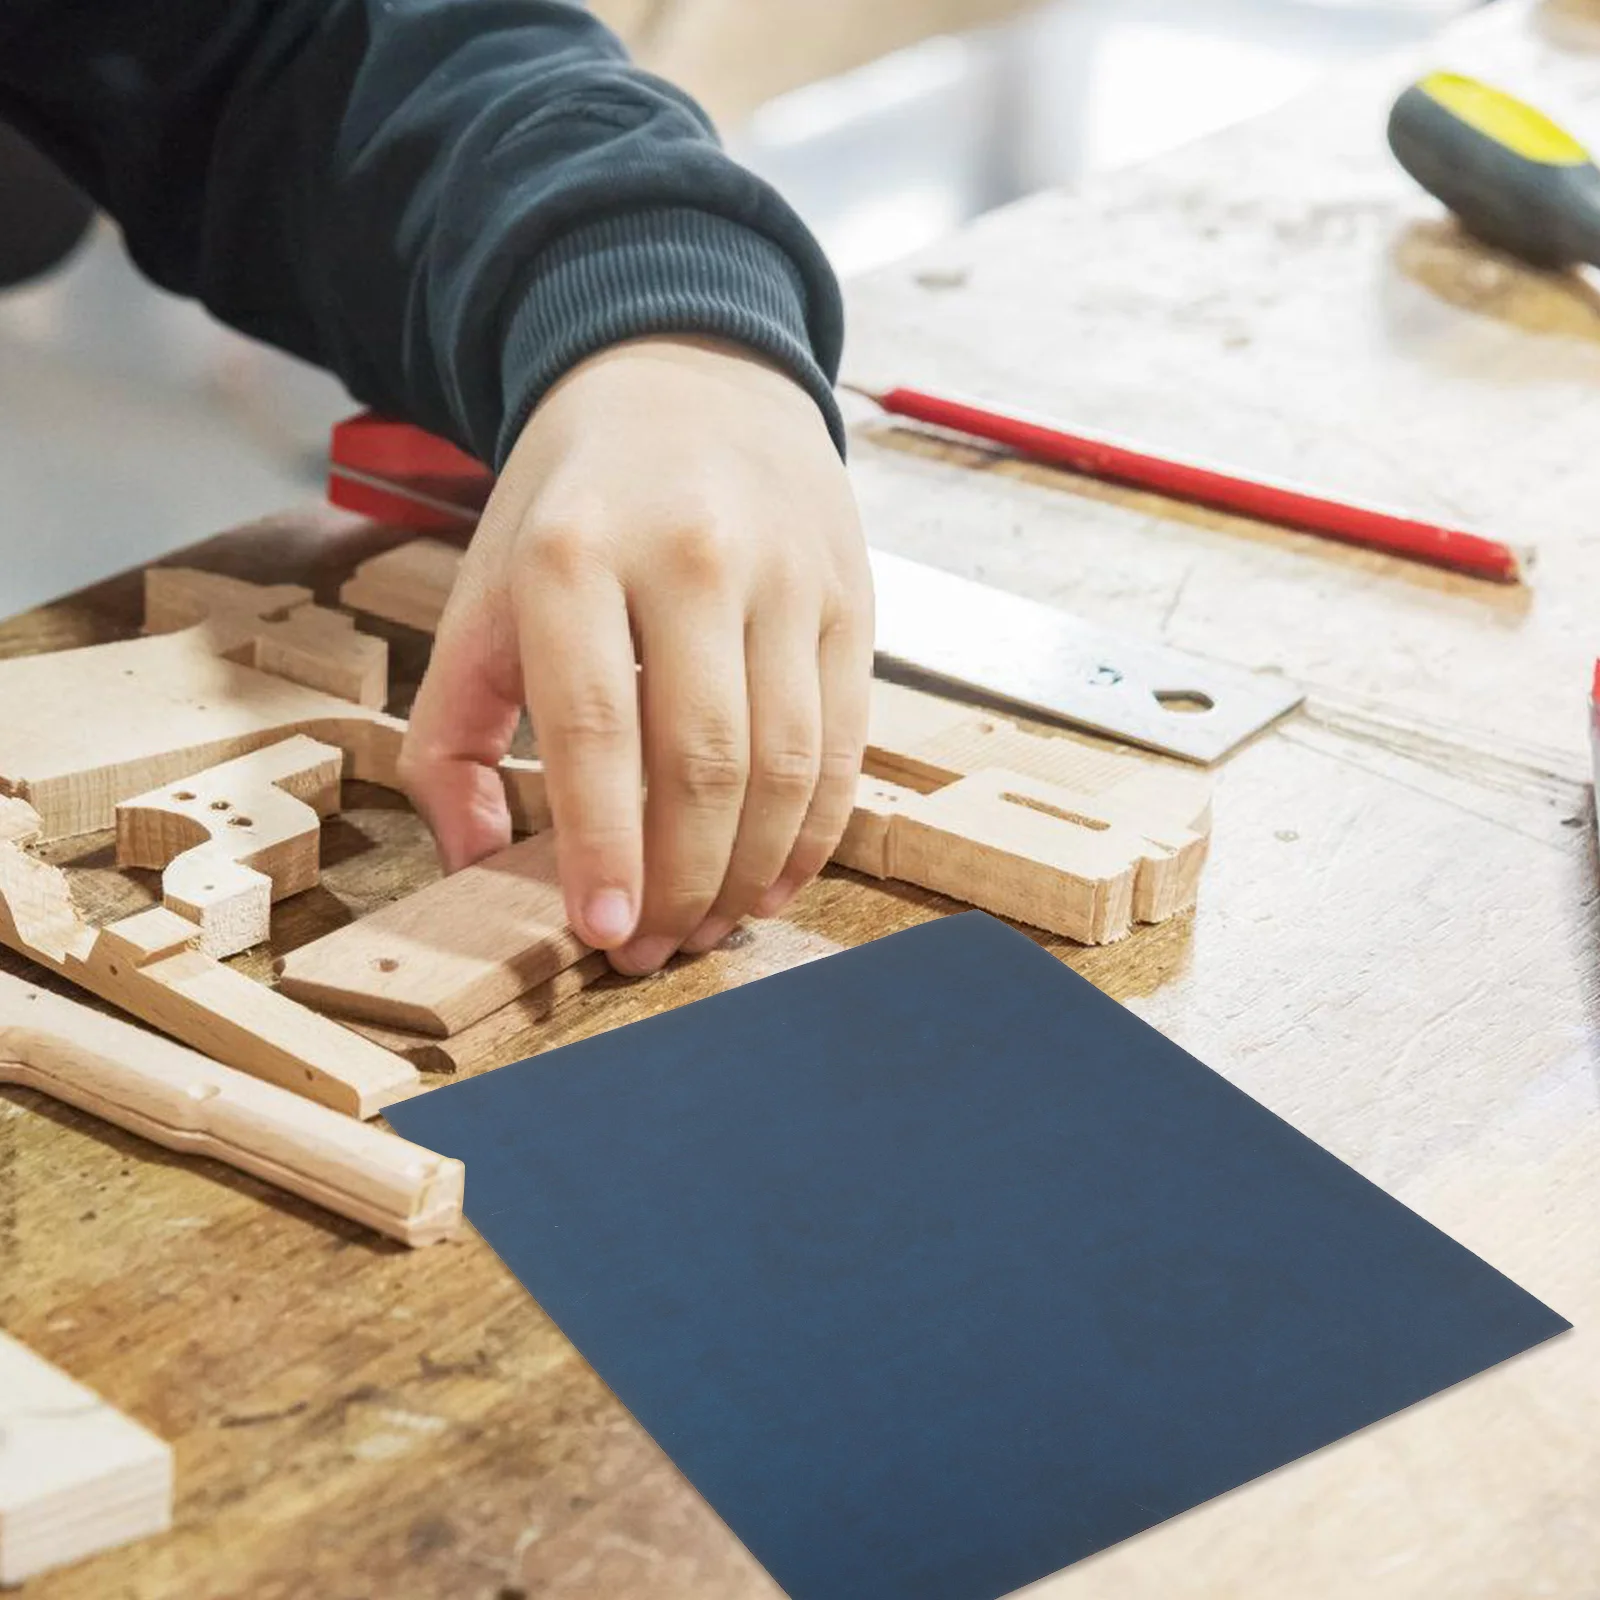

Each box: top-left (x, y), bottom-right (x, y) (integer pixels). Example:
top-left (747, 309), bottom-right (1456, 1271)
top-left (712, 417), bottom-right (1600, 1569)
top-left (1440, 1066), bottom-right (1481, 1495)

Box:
top-left (0, 801), bottom-right (417, 1118)
top-left (276, 830), bottom-right (590, 1037)
top-left (0, 569), bottom-right (548, 840)
top-left (349, 951), bottom-right (612, 1074)
top-left (115, 737), bottom-right (343, 958)
top-left (0, 970), bottom-right (462, 1246)
top-left (0, 1332), bottom-right (172, 1588)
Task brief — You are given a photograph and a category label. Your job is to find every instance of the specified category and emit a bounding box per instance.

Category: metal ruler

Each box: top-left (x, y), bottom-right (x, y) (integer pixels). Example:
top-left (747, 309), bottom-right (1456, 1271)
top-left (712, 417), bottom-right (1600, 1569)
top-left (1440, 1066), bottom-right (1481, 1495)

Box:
top-left (870, 550), bottom-right (1302, 763)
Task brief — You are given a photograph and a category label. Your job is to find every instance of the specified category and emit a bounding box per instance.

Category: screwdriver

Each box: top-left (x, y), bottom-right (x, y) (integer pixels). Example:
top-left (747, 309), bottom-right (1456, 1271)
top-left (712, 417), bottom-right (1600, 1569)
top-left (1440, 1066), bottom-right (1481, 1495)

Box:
top-left (1388, 72), bottom-right (1600, 270)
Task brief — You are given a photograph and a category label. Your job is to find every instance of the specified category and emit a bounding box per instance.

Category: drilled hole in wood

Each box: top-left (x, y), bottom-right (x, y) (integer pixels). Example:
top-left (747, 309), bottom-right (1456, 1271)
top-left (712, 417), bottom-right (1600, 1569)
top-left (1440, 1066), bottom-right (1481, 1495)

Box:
top-left (209, 799), bottom-right (231, 811)
top-left (227, 815), bottom-right (253, 828)
top-left (172, 790), bottom-right (196, 802)
top-left (374, 957), bottom-right (401, 973)
top-left (1001, 792), bottom-right (1110, 831)
top-left (1154, 689), bottom-right (1215, 714)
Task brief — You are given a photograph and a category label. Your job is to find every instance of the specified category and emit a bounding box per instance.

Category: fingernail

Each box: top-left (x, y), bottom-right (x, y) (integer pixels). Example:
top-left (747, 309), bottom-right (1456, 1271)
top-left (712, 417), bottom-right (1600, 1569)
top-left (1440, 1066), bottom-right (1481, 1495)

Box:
top-left (682, 916), bottom-right (735, 955)
top-left (754, 880), bottom-right (797, 919)
top-left (583, 889), bottom-right (636, 947)
top-left (613, 935), bottom-right (678, 976)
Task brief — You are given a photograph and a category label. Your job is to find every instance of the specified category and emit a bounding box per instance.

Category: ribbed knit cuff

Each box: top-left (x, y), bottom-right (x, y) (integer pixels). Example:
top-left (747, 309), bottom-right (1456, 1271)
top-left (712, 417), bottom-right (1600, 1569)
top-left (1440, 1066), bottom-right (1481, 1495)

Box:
top-left (494, 205), bottom-right (845, 467)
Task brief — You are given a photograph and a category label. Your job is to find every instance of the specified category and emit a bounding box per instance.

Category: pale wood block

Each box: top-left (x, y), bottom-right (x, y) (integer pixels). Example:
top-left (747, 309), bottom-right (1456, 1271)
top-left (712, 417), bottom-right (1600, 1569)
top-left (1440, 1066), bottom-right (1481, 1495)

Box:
top-left (0, 1333), bottom-right (172, 1588)
top-left (116, 736), bottom-right (344, 958)
top-left (277, 830), bottom-right (590, 1038)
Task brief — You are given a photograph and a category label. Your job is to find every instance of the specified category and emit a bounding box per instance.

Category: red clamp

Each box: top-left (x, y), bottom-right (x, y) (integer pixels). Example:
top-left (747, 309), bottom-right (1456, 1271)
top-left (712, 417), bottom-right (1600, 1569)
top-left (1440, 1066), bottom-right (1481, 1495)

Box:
top-left (326, 413), bottom-right (492, 532)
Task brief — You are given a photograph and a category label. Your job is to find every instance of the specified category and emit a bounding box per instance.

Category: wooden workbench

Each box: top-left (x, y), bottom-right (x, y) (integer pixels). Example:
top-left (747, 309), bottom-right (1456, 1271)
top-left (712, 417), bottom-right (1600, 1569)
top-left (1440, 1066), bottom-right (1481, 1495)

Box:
top-left (3, 1), bottom-right (1597, 1594)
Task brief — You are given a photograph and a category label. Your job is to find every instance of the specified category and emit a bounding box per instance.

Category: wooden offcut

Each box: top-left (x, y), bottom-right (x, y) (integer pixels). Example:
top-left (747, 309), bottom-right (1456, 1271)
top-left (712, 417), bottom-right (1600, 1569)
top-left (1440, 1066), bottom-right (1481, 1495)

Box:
top-left (275, 830), bottom-right (590, 1036)
top-left (115, 737), bottom-right (343, 958)
top-left (0, 1333), bottom-right (172, 1587)
top-left (0, 971), bottom-right (462, 1245)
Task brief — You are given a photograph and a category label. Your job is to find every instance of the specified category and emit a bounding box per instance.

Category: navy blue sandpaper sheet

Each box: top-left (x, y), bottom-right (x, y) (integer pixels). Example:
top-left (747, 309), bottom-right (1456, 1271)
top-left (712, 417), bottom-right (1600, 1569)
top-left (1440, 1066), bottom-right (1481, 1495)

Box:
top-left (387, 912), bottom-right (1569, 1600)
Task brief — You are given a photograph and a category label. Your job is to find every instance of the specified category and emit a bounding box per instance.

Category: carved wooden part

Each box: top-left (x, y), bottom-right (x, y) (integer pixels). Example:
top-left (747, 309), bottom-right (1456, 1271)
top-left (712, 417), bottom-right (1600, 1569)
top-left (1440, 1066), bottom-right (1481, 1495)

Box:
top-left (837, 764), bottom-right (1209, 944)
top-left (0, 1331), bottom-right (172, 1587)
top-left (350, 951), bottom-right (611, 1073)
top-left (0, 971), bottom-right (462, 1246)
top-left (276, 830), bottom-right (589, 1037)
top-left (0, 802), bottom-right (416, 1117)
top-left (0, 570), bottom-right (548, 840)
top-left (115, 737), bottom-right (343, 958)
top-left (144, 567), bottom-right (388, 709)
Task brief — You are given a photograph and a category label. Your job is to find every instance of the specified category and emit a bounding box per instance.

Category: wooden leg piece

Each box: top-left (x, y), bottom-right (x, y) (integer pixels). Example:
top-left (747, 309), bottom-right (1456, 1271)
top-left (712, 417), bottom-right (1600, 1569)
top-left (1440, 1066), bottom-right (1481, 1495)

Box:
top-left (0, 970), bottom-right (462, 1245)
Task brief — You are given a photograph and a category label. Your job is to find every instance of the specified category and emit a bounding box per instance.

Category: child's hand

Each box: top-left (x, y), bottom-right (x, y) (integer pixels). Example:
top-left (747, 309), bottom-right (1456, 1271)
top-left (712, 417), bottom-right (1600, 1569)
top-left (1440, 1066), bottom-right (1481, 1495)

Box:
top-left (400, 336), bottom-right (873, 975)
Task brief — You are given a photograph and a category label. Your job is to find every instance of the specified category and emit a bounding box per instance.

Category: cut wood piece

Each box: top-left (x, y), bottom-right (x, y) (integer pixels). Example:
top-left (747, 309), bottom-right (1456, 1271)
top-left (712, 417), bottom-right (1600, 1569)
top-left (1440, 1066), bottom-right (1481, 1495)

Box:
top-left (144, 567), bottom-right (387, 709)
top-left (836, 765), bottom-right (1209, 944)
top-left (277, 830), bottom-right (589, 1037)
top-left (0, 569), bottom-right (548, 840)
top-left (0, 802), bottom-right (417, 1117)
top-left (867, 678), bottom-right (1207, 802)
top-left (351, 951), bottom-right (611, 1074)
top-left (893, 768), bottom-right (1207, 942)
top-left (0, 971), bottom-right (463, 1246)
top-left (338, 538), bottom-right (458, 634)
top-left (0, 1331), bottom-right (172, 1587)
top-left (115, 737), bottom-right (343, 958)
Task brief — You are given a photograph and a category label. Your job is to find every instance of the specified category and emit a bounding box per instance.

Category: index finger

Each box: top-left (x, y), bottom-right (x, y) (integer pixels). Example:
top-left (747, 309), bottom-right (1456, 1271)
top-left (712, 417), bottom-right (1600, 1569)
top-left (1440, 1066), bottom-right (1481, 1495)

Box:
top-left (514, 535), bottom-right (645, 950)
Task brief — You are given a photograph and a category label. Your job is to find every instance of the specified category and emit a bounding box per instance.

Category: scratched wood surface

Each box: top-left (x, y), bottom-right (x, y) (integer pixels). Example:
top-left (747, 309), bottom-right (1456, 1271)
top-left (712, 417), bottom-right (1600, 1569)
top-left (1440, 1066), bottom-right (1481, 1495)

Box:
top-left (2, 2), bottom-right (1599, 1596)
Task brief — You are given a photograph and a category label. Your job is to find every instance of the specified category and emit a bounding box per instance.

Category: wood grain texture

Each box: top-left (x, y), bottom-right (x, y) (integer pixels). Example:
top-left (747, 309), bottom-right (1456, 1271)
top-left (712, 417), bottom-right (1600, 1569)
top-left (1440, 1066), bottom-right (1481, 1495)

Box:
top-left (116, 737), bottom-right (343, 958)
top-left (277, 831), bottom-right (590, 1036)
top-left (2, 7), bottom-right (1598, 1596)
top-left (0, 803), bottom-right (417, 1119)
top-left (0, 1331), bottom-right (172, 1587)
top-left (0, 971), bottom-right (461, 1247)
top-left (349, 952), bottom-right (612, 1075)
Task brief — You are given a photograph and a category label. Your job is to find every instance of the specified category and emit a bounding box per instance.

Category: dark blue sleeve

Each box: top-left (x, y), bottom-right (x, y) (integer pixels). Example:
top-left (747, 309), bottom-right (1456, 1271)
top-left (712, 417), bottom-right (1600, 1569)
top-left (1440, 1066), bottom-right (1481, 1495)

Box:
top-left (0, 0), bottom-right (846, 465)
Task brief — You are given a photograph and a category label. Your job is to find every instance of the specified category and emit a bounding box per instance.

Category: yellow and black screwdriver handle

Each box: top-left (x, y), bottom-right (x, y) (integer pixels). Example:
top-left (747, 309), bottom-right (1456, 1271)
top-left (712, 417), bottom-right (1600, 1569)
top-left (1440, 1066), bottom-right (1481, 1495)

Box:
top-left (1388, 72), bottom-right (1600, 271)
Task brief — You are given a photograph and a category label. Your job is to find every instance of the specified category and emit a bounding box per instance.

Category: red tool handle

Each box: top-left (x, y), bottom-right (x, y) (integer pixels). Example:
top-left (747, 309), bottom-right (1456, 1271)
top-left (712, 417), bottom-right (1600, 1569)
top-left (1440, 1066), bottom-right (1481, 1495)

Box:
top-left (869, 386), bottom-right (1525, 584)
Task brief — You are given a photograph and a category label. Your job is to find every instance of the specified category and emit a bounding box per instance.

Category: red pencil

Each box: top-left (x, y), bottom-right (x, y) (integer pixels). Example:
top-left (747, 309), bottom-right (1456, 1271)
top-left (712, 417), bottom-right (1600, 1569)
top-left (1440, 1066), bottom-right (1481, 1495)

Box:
top-left (849, 384), bottom-right (1526, 584)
